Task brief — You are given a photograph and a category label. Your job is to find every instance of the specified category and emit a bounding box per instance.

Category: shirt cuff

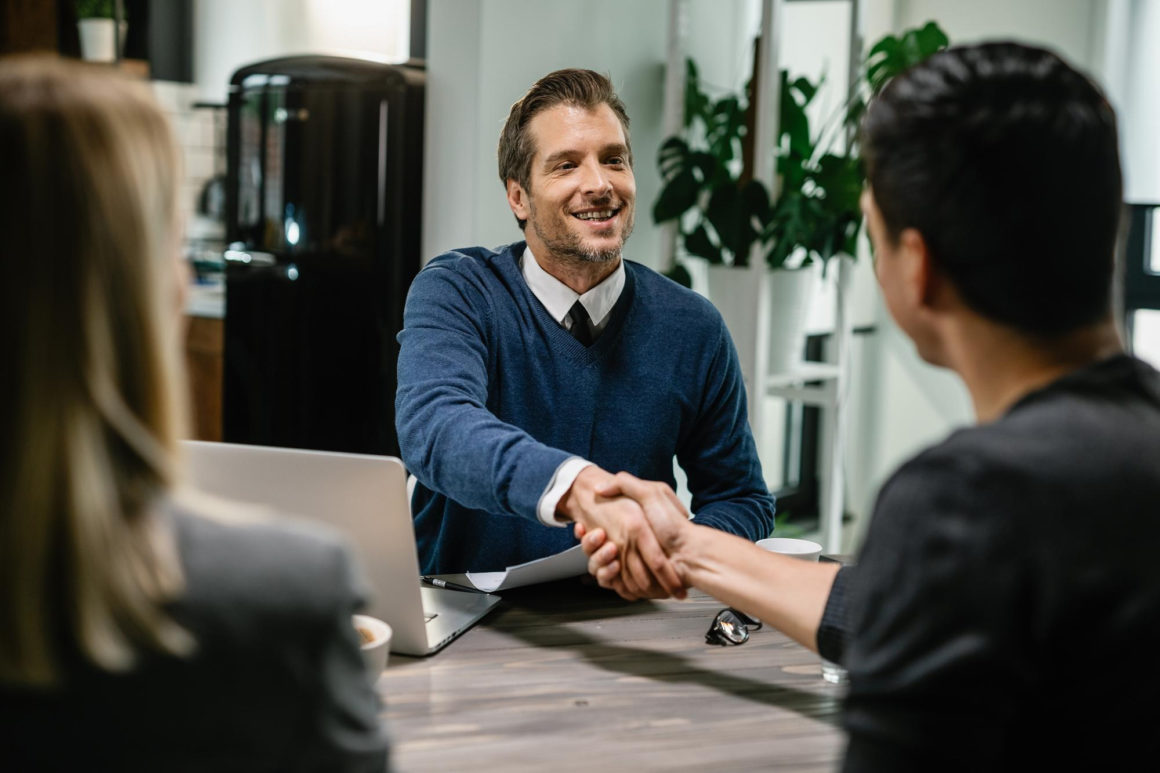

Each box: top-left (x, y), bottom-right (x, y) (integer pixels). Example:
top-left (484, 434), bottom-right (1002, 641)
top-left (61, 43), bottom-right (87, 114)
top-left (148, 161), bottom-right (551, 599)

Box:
top-left (536, 457), bottom-right (594, 527)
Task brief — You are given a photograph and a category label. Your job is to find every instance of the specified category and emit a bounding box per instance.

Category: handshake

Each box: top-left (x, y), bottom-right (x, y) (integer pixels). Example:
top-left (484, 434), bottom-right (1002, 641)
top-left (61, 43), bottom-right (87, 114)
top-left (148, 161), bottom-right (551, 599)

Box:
top-left (558, 466), bottom-right (697, 601)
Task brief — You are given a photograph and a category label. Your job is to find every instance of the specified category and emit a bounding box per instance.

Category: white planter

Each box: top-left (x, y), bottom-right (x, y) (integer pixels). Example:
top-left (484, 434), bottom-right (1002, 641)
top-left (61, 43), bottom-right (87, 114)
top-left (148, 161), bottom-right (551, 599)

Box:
top-left (766, 265), bottom-right (818, 375)
top-left (706, 263), bottom-right (819, 382)
top-left (78, 19), bottom-right (127, 63)
top-left (705, 264), bottom-right (767, 398)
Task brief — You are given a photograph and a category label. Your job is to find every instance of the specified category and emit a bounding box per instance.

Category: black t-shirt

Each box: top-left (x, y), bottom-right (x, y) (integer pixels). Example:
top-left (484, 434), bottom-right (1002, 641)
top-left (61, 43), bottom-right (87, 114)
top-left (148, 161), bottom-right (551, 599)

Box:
top-left (819, 355), bottom-right (1160, 771)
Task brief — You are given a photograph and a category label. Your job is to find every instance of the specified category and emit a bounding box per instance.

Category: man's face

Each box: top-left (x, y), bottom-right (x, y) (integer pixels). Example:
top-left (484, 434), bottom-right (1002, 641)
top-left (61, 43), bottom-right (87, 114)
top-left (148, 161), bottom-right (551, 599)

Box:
top-left (862, 188), bottom-right (900, 310)
top-left (508, 103), bottom-right (636, 265)
top-left (862, 187), bottom-right (943, 365)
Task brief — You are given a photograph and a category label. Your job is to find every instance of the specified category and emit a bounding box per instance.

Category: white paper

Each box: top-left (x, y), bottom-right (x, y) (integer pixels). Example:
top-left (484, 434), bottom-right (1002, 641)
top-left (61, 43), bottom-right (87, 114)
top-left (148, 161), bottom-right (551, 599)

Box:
top-left (465, 545), bottom-right (588, 592)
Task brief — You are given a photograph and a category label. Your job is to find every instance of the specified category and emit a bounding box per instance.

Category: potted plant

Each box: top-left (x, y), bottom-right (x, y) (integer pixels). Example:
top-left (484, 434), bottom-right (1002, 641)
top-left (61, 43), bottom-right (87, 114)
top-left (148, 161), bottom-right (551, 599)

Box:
top-left (654, 22), bottom-right (949, 372)
top-left (76, 0), bottom-right (126, 63)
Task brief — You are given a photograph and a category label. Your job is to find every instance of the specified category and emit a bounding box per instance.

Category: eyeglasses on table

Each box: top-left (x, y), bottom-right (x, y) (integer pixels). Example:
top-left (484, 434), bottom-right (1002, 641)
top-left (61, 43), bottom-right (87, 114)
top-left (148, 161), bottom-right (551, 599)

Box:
top-left (705, 607), bottom-right (764, 646)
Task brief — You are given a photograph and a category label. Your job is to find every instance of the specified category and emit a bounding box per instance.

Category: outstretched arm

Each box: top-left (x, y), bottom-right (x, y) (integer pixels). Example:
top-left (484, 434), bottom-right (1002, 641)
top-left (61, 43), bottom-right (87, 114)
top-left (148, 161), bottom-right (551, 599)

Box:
top-left (580, 473), bottom-right (839, 652)
top-left (396, 262), bottom-right (573, 519)
top-left (559, 467), bottom-right (685, 600)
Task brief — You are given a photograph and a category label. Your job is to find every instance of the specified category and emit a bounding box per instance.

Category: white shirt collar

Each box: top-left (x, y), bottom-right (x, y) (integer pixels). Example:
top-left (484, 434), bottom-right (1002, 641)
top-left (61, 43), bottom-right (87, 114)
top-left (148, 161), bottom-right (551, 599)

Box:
top-left (520, 245), bottom-right (625, 331)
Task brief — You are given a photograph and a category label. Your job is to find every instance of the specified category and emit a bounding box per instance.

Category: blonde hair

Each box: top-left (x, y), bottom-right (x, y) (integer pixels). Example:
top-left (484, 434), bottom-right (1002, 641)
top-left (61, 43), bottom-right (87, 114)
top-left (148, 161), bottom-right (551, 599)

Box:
top-left (0, 55), bottom-right (194, 686)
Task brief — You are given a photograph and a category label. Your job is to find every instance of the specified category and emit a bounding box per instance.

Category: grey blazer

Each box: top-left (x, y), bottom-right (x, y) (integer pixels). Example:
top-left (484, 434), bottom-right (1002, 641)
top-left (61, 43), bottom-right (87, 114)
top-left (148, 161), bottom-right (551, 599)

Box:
top-left (1, 495), bottom-right (390, 772)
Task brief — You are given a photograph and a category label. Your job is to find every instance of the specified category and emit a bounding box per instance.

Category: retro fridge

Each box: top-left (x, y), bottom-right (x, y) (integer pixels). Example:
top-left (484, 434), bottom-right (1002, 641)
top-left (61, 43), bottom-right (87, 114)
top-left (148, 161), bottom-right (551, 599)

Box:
top-left (222, 55), bottom-right (424, 456)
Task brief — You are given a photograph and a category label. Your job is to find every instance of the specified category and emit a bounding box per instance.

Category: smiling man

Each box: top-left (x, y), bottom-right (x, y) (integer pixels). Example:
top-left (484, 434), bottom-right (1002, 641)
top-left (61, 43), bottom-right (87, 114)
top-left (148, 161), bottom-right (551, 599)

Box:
top-left (395, 69), bottom-right (774, 590)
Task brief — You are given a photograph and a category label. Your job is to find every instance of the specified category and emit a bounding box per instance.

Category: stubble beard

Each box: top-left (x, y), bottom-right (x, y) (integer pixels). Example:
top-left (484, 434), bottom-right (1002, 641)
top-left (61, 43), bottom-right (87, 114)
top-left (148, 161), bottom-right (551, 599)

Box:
top-left (529, 198), bottom-right (635, 265)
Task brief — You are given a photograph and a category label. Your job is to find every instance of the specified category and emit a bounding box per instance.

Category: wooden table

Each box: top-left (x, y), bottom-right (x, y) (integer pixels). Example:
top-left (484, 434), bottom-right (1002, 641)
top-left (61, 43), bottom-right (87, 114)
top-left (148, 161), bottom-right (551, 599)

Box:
top-left (378, 577), bottom-right (846, 772)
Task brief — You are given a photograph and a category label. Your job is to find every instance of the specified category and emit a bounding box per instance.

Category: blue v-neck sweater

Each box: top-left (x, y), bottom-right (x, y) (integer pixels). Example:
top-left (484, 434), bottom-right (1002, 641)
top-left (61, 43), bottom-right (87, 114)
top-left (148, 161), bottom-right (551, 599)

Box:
top-left (396, 242), bottom-right (774, 574)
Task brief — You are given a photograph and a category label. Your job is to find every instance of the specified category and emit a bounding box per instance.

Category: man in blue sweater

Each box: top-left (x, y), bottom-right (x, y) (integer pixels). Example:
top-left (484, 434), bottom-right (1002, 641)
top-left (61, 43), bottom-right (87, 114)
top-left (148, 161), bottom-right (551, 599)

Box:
top-left (396, 69), bottom-right (774, 594)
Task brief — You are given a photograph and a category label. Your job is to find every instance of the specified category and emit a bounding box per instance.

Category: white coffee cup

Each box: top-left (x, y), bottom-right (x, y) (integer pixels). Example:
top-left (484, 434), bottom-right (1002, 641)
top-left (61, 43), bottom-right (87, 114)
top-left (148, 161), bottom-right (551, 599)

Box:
top-left (755, 537), bottom-right (847, 684)
top-left (756, 537), bottom-right (822, 562)
top-left (353, 614), bottom-right (392, 675)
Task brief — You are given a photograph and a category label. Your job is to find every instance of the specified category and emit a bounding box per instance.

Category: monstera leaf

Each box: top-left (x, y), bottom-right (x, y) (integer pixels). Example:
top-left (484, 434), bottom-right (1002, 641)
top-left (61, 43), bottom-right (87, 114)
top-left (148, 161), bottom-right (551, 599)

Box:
top-left (865, 21), bottom-right (949, 93)
top-left (653, 21), bottom-right (949, 271)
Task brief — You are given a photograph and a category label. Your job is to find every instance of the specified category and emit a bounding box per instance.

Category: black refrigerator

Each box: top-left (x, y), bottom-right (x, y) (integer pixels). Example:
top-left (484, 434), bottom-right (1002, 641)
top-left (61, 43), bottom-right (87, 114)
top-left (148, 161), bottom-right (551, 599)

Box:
top-left (222, 55), bottom-right (424, 456)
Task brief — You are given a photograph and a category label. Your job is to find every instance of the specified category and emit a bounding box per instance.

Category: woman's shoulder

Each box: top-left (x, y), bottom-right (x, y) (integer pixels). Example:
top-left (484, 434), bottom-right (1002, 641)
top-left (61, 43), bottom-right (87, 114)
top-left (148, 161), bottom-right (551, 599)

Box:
top-left (161, 491), bottom-right (368, 634)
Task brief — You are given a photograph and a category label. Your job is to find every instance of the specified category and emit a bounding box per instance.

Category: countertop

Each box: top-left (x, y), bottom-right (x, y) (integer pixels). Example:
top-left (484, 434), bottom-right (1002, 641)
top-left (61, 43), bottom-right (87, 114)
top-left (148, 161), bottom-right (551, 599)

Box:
top-left (186, 282), bottom-right (224, 319)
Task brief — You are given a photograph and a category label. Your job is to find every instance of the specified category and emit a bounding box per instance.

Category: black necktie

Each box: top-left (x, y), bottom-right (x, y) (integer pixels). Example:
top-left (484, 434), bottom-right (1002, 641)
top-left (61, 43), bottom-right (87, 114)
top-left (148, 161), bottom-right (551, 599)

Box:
top-left (566, 300), bottom-right (594, 347)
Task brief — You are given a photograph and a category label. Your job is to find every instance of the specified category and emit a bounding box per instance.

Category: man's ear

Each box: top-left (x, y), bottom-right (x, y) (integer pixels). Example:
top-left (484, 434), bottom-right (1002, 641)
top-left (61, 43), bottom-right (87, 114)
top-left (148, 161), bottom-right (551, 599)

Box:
top-left (898, 227), bottom-right (941, 309)
top-left (506, 179), bottom-right (530, 222)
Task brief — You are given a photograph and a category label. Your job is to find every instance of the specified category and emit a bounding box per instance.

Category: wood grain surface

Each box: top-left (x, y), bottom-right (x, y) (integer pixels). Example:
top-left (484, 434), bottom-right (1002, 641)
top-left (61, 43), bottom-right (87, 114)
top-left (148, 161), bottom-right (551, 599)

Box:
top-left (379, 577), bottom-right (845, 772)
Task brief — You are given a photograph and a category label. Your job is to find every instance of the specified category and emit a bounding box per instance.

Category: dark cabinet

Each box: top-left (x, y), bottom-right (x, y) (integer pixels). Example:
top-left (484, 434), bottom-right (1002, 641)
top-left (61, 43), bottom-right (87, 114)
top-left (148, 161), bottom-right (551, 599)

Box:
top-left (222, 55), bottom-right (425, 457)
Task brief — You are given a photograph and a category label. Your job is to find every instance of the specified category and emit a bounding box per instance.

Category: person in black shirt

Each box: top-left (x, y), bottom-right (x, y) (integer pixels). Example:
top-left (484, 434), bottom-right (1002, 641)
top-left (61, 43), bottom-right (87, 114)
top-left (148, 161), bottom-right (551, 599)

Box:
top-left (579, 41), bottom-right (1160, 770)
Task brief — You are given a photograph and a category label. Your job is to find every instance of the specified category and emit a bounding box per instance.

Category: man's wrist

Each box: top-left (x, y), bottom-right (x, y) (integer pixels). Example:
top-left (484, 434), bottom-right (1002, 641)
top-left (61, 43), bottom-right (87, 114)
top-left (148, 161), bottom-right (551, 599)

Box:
top-left (538, 458), bottom-right (593, 527)
top-left (556, 465), bottom-right (608, 524)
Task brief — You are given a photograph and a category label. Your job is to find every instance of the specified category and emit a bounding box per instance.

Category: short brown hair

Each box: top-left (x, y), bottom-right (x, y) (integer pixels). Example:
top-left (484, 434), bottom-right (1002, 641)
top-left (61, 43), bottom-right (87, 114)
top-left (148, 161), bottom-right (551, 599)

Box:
top-left (497, 69), bottom-right (632, 229)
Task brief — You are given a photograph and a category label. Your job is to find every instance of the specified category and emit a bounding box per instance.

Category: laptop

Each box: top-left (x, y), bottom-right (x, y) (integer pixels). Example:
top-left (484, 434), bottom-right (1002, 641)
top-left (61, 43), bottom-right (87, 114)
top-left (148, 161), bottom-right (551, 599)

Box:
top-left (181, 440), bottom-right (502, 656)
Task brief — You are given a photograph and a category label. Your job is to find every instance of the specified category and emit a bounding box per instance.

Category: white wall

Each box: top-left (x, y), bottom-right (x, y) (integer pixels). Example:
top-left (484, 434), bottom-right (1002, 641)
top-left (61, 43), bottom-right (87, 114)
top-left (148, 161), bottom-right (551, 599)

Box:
top-left (895, 0), bottom-right (1101, 61)
top-left (193, 0), bottom-right (410, 104)
top-left (423, 0), bottom-right (670, 266)
top-left (683, 0), bottom-right (762, 96)
top-left (1102, 0), bottom-right (1160, 203)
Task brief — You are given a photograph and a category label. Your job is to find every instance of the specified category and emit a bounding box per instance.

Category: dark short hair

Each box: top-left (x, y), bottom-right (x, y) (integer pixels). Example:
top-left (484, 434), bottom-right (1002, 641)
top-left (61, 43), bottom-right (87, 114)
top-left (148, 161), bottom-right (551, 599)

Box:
top-left (497, 68), bottom-right (632, 230)
top-left (862, 42), bottom-right (1123, 336)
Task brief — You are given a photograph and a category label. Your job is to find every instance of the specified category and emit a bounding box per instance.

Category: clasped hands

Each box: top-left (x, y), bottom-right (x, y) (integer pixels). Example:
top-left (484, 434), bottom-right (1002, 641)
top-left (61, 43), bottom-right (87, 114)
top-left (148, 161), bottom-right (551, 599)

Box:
top-left (557, 466), bottom-right (694, 601)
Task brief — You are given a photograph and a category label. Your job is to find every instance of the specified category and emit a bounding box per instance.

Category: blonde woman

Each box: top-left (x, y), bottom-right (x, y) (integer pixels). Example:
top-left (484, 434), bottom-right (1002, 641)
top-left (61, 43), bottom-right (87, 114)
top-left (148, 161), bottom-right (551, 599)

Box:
top-left (0, 56), bottom-right (388, 771)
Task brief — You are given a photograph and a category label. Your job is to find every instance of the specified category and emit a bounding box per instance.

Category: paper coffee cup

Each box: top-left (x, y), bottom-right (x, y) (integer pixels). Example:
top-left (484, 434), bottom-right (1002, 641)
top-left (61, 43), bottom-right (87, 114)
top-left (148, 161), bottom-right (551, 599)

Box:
top-left (353, 614), bottom-right (392, 675)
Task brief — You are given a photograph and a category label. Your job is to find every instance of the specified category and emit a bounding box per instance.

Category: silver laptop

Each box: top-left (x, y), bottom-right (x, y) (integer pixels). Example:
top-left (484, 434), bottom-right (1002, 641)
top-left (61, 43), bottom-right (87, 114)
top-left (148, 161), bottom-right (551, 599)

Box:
top-left (181, 440), bottom-right (501, 656)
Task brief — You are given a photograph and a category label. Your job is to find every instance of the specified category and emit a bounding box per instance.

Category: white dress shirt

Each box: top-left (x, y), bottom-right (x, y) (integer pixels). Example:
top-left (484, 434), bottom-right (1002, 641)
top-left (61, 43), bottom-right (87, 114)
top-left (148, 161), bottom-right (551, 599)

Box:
top-left (520, 246), bottom-right (625, 526)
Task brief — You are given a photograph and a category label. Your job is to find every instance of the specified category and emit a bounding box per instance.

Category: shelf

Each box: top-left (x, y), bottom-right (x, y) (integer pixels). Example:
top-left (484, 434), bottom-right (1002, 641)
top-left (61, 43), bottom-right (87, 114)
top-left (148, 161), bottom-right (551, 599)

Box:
top-left (766, 361), bottom-right (841, 387)
top-left (766, 362), bottom-right (840, 406)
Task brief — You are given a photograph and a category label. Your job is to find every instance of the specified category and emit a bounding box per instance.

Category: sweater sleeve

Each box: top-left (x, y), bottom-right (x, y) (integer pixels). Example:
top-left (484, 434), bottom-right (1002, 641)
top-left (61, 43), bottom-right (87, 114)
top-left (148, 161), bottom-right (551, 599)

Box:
top-left (395, 260), bottom-right (572, 521)
top-left (677, 321), bottom-right (775, 541)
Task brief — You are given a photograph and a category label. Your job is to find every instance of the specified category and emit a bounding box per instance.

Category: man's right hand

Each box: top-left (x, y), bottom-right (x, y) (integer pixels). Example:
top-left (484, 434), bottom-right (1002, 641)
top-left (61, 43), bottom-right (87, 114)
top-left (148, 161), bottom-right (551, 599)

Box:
top-left (557, 466), bottom-right (686, 600)
top-left (577, 472), bottom-right (697, 598)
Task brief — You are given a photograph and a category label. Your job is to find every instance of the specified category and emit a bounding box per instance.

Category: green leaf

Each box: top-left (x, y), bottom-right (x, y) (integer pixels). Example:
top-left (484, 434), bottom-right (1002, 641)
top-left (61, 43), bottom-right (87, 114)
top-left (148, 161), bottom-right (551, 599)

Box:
top-left (791, 76), bottom-right (819, 106)
top-left (779, 70), bottom-right (814, 158)
top-left (741, 179), bottom-right (772, 227)
top-left (864, 21), bottom-right (949, 94)
top-left (657, 136), bottom-right (690, 181)
top-left (777, 149), bottom-right (810, 192)
top-left (76, 0), bottom-right (116, 18)
top-left (653, 168), bottom-right (701, 223)
top-left (707, 184), bottom-right (758, 266)
top-left (689, 151), bottom-right (720, 184)
top-left (685, 224), bottom-right (724, 264)
top-left (706, 96), bottom-right (745, 164)
top-left (684, 58), bottom-right (711, 129)
top-left (813, 153), bottom-right (862, 214)
top-left (915, 21), bottom-right (950, 55)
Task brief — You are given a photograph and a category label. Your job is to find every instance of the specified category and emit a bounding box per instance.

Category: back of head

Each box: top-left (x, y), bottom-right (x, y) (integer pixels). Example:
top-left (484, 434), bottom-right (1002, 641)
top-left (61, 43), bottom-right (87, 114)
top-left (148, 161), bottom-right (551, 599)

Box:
top-left (0, 55), bottom-right (191, 686)
top-left (497, 68), bottom-right (632, 228)
top-left (862, 42), bottom-right (1123, 336)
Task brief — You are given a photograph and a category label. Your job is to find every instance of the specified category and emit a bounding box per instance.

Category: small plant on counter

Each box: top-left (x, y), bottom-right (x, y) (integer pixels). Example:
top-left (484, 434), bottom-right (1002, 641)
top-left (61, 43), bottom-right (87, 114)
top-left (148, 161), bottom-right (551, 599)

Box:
top-left (75, 0), bottom-right (116, 19)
